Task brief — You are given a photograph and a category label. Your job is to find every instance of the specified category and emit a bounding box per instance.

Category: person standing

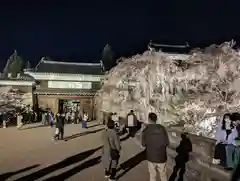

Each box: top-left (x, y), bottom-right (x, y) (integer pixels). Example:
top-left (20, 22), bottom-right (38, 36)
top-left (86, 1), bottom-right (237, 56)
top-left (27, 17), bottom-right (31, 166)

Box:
top-left (53, 112), bottom-right (65, 140)
top-left (75, 111), bottom-right (80, 124)
top-left (142, 112), bottom-right (169, 181)
top-left (16, 112), bottom-right (23, 129)
top-left (71, 111), bottom-right (75, 124)
top-left (47, 110), bottom-right (54, 127)
top-left (2, 112), bottom-right (7, 128)
top-left (169, 133), bottom-right (192, 181)
top-left (126, 110), bottom-right (138, 137)
top-left (102, 118), bottom-right (121, 181)
top-left (82, 112), bottom-right (88, 129)
top-left (0, 112), bottom-right (3, 127)
top-left (41, 111), bottom-right (47, 125)
top-left (65, 111), bottom-right (70, 124)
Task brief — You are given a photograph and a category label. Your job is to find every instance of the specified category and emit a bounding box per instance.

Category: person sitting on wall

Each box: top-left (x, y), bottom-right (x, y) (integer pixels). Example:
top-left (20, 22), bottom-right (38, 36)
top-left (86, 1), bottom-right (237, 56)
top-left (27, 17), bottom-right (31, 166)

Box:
top-left (213, 114), bottom-right (229, 165)
top-left (213, 113), bottom-right (238, 169)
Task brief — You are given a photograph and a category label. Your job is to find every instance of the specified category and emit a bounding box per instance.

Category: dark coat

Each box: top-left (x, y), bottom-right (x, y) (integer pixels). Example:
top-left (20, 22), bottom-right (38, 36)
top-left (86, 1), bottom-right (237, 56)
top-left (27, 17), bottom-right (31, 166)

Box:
top-left (175, 137), bottom-right (192, 163)
top-left (55, 114), bottom-right (65, 128)
top-left (2, 113), bottom-right (8, 121)
top-left (142, 123), bottom-right (169, 163)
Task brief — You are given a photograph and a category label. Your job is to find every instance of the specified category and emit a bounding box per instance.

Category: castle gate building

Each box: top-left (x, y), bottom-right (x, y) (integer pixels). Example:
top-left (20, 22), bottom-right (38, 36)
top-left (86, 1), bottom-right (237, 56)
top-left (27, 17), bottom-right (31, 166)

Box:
top-left (24, 58), bottom-right (104, 120)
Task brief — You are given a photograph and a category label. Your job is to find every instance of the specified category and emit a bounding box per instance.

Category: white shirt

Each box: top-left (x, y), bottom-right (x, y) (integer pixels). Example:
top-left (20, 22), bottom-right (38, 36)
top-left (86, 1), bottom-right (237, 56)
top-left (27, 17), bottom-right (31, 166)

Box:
top-left (128, 115), bottom-right (134, 127)
top-left (83, 114), bottom-right (88, 121)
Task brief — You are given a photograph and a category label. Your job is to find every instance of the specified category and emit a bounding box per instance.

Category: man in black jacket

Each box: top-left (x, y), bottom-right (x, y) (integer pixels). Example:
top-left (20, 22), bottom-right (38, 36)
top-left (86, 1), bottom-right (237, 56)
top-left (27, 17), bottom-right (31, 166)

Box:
top-left (142, 112), bottom-right (169, 181)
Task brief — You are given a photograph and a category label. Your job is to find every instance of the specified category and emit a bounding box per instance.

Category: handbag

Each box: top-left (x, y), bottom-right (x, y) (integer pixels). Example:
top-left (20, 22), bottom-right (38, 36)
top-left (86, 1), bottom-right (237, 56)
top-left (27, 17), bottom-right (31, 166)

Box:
top-left (110, 148), bottom-right (119, 161)
top-left (55, 128), bottom-right (59, 135)
top-left (107, 132), bottom-right (119, 160)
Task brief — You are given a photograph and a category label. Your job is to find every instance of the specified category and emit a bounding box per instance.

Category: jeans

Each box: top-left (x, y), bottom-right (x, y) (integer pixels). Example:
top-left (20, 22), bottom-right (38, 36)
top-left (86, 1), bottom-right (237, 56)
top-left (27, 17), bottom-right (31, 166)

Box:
top-left (226, 144), bottom-right (236, 168)
top-left (59, 127), bottom-right (64, 140)
top-left (234, 147), bottom-right (240, 168)
top-left (82, 120), bottom-right (87, 128)
top-left (214, 143), bottom-right (226, 166)
top-left (128, 127), bottom-right (136, 137)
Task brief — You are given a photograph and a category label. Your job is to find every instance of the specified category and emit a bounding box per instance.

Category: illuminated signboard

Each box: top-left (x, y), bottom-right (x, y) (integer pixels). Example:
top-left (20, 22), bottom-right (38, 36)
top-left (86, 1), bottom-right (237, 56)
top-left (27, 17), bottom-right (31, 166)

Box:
top-left (48, 81), bottom-right (92, 89)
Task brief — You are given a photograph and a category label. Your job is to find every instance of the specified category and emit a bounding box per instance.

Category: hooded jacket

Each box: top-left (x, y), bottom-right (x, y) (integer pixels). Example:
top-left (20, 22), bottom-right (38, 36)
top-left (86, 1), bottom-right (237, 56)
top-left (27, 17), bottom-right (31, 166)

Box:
top-left (142, 123), bottom-right (169, 163)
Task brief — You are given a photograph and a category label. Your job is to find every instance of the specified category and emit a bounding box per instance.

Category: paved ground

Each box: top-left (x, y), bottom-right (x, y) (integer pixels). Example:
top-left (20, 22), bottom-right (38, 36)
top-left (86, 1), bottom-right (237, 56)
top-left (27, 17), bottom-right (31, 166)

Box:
top-left (0, 121), bottom-right (150, 181)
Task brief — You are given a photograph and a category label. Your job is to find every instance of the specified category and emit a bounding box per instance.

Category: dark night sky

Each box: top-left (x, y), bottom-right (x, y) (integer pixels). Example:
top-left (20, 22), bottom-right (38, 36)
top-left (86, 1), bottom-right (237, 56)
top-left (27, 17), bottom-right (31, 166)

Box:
top-left (0, 1), bottom-right (239, 69)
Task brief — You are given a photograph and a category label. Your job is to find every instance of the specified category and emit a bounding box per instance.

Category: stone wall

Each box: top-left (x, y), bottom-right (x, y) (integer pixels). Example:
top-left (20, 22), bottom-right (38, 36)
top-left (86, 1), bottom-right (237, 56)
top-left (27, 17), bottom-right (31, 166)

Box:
top-left (101, 112), bottom-right (232, 181)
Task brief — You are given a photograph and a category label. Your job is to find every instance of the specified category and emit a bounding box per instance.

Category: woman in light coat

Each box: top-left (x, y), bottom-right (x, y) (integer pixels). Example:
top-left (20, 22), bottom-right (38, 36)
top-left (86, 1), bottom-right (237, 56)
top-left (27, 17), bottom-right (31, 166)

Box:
top-left (213, 113), bottom-right (238, 168)
top-left (102, 118), bottom-right (121, 181)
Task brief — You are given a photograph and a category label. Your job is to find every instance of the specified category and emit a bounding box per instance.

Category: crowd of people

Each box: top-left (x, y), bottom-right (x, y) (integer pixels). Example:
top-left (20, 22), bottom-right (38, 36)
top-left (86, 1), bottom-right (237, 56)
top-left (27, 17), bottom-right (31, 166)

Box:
top-left (1, 105), bottom-right (89, 142)
top-left (0, 105), bottom-right (38, 128)
top-left (101, 110), bottom-right (192, 181)
top-left (52, 110), bottom-right (89, 141)
top-left (102, 110), bottom-right (240, 181)
top-left (4, 105), bottom-right (240, 180)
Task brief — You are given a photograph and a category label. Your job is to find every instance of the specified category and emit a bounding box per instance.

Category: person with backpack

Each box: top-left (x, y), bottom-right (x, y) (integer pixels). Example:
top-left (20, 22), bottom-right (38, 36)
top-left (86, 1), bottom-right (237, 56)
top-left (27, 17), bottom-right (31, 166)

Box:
top-left (126, 110), bottom-right (138, 137)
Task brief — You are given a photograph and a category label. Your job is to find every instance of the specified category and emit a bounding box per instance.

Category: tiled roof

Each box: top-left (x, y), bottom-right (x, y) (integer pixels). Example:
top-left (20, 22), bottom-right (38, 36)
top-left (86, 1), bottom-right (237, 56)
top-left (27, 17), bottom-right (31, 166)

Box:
top-left (34, 88), bottom-right (96, 96)
top-left (35, 59), bottom-right (104, 75)
top-left (0, 73), bottom-right (35, 81)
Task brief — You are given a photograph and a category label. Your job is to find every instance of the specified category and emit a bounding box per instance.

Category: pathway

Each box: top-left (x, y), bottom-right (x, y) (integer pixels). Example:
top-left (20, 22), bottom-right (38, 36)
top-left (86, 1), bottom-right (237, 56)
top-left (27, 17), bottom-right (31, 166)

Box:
top-left (0, 121), bottom-right (150, 181)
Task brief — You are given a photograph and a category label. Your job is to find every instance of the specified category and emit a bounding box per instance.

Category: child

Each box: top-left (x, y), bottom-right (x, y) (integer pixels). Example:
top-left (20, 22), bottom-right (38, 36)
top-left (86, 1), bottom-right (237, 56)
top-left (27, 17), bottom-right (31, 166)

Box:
top-left (169, 133), bottom-right (192, 181)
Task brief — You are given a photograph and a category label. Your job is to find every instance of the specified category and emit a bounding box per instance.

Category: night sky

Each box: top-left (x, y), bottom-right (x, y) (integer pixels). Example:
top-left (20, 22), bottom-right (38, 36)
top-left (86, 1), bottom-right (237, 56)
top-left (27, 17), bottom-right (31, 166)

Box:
top-left (0, 1), bottom-right (239, 69)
